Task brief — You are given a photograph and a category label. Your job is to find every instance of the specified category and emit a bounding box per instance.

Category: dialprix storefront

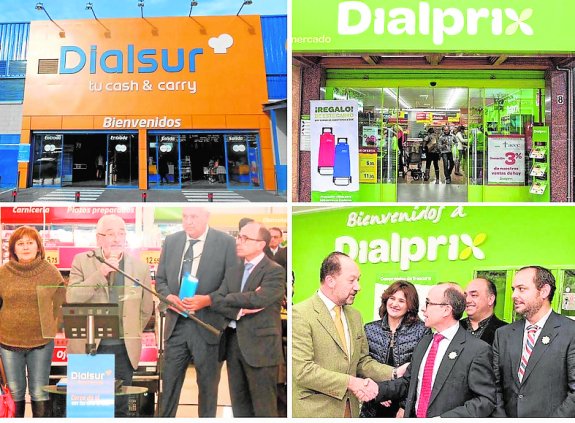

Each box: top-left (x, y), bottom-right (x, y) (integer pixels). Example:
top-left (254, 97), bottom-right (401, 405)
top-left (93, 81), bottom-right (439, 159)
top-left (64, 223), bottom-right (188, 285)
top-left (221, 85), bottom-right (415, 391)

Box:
top-left (292, 206), bottom-right (575, 323)
top-left (20, 16), bottom-right (277, 191)
top-left (293, 0), bottom-right (575, 202)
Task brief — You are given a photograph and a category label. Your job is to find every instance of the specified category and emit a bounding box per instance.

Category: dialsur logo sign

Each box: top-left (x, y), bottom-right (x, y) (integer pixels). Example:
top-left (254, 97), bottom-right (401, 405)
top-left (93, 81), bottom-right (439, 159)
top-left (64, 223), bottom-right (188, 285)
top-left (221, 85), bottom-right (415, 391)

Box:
top-left (338, 1), bottom-right (534, 45)
top-left (58, 34), bottom-right (234, 74)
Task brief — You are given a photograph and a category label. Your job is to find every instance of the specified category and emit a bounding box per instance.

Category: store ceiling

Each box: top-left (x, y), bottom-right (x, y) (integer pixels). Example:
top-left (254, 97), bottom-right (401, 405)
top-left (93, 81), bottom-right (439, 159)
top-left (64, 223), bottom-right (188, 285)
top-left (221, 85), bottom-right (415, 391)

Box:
top-left (343, 87), bottom-right (525, 110)
top-left (294, 53), bottom-right (575, 71)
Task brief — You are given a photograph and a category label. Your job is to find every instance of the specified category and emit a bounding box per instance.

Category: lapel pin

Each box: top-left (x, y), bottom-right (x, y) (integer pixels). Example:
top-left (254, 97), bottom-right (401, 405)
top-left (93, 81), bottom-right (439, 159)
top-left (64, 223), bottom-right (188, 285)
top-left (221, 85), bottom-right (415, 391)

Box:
top-left (542, 336), bottom-right (550, 345)
top-left (448, 351), bottom-right (458, 360)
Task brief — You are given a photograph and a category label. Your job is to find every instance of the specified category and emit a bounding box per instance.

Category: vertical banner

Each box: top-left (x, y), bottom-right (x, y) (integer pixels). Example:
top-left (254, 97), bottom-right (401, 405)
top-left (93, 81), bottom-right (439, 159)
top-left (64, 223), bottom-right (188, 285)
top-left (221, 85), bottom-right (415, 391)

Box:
top-left (487, 136), bottom-right (525, 184)
top-left (67, 354), bottom-right (115, 418)
top-left (310, 100), bottom-right (359, 201)
top-left (359, 147), bottom-right (377, 183)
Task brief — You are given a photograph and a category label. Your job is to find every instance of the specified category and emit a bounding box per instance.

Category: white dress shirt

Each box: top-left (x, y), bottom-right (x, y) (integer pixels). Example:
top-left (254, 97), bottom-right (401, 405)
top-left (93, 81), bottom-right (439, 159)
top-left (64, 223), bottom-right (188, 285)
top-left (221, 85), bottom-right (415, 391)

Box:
top-left (415, 322), bottom-right (460, 412)
top-left (522, 307), bottom-right (552, 351)
top-left (228, 252), bottom-right (266, 328)
top-left (178, 225), bottom-right (208, 281)
top-left (317, 289), bottom-right (351, 358)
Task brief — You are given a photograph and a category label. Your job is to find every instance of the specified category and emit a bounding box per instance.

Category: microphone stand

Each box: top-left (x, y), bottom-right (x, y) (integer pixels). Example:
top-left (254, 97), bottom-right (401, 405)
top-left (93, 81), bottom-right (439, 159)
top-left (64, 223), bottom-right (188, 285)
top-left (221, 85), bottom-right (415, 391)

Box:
top-left (155, 310), bottom-right (165, 417)
top-left (87, 251), bottom-right (221, 336)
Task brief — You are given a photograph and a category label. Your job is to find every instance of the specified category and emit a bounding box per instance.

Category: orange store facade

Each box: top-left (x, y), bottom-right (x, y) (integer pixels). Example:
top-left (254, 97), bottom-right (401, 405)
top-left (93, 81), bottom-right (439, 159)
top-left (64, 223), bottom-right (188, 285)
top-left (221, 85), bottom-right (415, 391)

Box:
top-left (19, 15), bottom-right (276, 191)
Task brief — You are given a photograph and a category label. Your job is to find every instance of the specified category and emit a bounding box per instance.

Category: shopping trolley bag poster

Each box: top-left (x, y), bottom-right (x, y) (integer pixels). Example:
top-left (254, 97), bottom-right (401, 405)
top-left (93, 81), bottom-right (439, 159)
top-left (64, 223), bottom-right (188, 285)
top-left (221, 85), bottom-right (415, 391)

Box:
top-left (310, 100), bottom-right (359, 197)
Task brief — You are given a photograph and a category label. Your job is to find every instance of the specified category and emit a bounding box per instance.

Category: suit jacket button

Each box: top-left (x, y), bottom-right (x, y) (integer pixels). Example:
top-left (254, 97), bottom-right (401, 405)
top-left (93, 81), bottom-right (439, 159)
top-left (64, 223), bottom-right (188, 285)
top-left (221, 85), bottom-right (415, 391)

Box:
top-left (518, 394), bottom-right (524, 399)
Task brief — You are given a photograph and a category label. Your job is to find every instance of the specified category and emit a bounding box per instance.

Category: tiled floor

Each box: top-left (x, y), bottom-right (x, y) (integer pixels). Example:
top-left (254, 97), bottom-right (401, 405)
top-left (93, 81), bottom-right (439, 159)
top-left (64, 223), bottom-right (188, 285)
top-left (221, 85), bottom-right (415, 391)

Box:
top-left (174, 363), bottom-right (233, 418)
top-left (29, 362), bottom-right (286, 417)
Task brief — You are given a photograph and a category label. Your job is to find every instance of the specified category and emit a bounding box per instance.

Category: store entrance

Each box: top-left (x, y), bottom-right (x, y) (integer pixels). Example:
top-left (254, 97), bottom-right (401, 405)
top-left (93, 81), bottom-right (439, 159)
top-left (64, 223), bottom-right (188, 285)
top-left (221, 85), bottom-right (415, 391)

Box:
top-left (395, 87), bottom-right (469, 203)
top-left (147, 133), bottom-right (226, 189)
top-left (181, 134), bottom-right (226, 189)
top-left (32, 132), bottom-right (139, 188)
top-left (147, 133), bottom-right (263, 190)
top-left (61, 134), bottom-right (107, 187)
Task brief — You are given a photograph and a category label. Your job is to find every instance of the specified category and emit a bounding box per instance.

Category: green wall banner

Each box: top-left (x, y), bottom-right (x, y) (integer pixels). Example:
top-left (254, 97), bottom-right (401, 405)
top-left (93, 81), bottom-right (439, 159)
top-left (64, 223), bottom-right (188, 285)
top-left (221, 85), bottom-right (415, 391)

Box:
top-left (293, 205), bottom-right (575, 322)
top-left (293, 0), bottom-right (575, 54)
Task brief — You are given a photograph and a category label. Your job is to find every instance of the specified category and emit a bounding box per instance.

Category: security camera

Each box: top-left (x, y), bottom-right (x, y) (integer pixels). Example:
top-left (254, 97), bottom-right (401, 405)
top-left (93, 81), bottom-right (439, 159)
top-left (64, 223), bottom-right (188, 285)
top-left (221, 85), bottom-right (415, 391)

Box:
top-left (430, 81), bottom-right (437, 87)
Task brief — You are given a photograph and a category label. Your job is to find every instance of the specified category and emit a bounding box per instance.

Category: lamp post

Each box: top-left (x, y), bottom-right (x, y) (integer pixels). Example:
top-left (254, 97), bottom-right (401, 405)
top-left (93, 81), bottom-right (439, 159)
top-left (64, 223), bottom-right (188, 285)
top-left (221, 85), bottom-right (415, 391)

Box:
top-left (236, 0), bottom-right (253, 16)
top-left (35, 2), bottom-right (66, 36)
top-left (189, 1), bottom-right (198, 17)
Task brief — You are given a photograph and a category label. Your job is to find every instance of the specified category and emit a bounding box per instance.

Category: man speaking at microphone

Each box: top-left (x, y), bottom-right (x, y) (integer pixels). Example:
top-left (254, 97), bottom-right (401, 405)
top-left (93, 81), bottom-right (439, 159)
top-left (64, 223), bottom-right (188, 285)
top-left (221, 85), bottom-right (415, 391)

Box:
top-left (66, 214), bottom-right (153, 417)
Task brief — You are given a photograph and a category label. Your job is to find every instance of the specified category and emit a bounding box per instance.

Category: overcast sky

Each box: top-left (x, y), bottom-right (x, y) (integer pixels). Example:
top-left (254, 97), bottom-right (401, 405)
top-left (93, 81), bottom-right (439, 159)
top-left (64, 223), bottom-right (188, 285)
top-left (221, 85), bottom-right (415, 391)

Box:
top-left (0, 0), bottom-right (286, 22)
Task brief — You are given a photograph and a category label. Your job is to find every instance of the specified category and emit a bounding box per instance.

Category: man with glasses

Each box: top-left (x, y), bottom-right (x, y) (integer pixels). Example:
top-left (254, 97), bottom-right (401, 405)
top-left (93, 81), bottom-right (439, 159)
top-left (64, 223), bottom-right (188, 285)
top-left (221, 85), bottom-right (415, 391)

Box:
top-left (374, 283), bottom-right (496, 417)
top-left (156, 207), bottom-right (238, 417)
top-left (265, 227), bottom-right (287, 269)
top-left (188, 221), bottom-right (285, 416)
top-left (67, 214), bottom-right (153, 417)
top-left (492, 266), bottom-right (575, 417)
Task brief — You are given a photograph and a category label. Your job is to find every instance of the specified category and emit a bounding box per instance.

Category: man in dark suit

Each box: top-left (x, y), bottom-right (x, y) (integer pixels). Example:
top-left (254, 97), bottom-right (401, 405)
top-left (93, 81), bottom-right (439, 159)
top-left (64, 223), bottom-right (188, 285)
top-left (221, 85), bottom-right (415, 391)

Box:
top-left (265, 227), bottom-right (287, 269)
top-left (460, 278), bottom-right (507, 345)
top-left (156, 207), bottom-right (238, 417)
top-left (493, 266), bottom-right (575, 417)
top-left (375, 283), bottom-right (496, 418)
top-left (189, 222), bottom-right (286, 416)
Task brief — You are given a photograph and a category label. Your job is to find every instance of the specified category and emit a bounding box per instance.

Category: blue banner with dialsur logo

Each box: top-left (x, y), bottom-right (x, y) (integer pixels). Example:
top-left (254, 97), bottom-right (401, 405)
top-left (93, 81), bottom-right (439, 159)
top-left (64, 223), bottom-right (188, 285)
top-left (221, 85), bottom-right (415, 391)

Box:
top-left (67, 354), bottom-right (115, 417)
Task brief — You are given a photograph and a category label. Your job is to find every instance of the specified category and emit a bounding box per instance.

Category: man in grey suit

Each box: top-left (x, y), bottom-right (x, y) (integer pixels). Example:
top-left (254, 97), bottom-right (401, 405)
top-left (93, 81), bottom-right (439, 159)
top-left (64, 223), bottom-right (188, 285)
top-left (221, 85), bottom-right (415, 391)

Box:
top-left (375, 283), bottom-right (496, 418)
top-left (156, 207), bottom-right (238, 417)
top-left (67, 214), bottom-right (153, 417)
top-left (189, 221), bottom-right (286, 416)
top-left (493, 266), bottom-right (575, 417)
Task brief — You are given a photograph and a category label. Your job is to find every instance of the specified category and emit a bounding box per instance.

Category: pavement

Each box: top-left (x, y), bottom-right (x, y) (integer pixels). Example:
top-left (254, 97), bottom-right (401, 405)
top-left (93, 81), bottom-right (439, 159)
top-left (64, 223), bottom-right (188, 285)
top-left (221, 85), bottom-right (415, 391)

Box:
top-left (0, 186), bottom-right (287, 203)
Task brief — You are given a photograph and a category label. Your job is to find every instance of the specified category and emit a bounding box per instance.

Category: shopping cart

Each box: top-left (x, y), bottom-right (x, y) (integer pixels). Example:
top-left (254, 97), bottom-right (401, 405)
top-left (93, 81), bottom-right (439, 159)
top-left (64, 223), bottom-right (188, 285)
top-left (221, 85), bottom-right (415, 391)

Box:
top-left (203, 166), bottom-right (217, 183)
top-left (404, 138), bottom-right (423, 181)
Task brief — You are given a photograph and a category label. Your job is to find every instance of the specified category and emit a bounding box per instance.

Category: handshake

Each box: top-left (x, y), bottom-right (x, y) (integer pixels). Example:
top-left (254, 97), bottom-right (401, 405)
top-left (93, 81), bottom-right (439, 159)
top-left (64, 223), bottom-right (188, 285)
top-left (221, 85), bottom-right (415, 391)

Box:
top-left (348, 376), bottom-right (379, 402)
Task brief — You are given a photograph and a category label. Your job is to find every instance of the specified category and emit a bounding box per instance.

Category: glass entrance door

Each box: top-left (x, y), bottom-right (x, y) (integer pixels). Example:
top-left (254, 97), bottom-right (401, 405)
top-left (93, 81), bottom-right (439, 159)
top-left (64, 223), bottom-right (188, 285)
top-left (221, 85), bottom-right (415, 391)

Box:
top-left (147, 134), bottom-right (181, 189)
top-left (107, 134), bottom-right (138, 187)
top-left (32, 134), bottom-right (63, 187)
top-left (395, 87), bottom-right (469, 203)
top-left (225, 133), bottom-right (262, 189)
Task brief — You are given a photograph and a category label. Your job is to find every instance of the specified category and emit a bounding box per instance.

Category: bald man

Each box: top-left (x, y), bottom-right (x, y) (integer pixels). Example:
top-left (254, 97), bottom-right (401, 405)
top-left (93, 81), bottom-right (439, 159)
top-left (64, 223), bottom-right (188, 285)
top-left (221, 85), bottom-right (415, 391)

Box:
top-left (375, 283), bottom-right (496, 417)
top-left (155, 207), bottom-right (238, 417)
top-left (460, 278), bottom-right (507, 345)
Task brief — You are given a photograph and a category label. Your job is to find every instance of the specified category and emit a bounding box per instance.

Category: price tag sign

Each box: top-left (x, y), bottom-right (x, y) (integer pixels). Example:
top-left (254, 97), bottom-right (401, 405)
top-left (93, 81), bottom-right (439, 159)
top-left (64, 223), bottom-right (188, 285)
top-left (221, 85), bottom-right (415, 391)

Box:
top-left (140, 250), bottom-right (161, 266)
top-left (45, 249), bottom-right (59, 265)
top-left (359, 148), bottom-right (377, 184)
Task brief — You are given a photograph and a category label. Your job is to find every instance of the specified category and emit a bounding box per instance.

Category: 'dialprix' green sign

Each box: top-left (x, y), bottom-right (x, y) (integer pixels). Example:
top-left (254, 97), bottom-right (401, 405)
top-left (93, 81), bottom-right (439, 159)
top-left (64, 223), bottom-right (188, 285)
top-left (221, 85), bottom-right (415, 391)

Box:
top-left (292, 205), bottom-right (575, 322)
top-left (292, 0), bottom-right (575, 54)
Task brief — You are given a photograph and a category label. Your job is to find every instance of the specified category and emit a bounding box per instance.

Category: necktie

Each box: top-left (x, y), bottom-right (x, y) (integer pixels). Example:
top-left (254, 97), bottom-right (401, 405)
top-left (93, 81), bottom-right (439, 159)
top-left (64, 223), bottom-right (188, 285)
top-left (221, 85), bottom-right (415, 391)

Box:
top-left (518, 324), bottom-right (538, 383)
top-left (416, 333), bottom-right (445, 418)
top-left (240, 262), bottom-right (254, 292)
top-left (333, 305), bottom-right (348, 358)
top-left (180, 239), bottom-right (199, 281)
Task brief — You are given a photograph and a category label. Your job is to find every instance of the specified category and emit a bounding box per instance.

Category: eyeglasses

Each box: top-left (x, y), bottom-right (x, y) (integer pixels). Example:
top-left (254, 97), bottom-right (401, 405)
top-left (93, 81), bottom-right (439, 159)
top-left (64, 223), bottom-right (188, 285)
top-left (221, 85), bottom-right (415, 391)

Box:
top-left (236, 234), bottom-right (263, 243)
top-left (425, 300), bottom-right (449, 308)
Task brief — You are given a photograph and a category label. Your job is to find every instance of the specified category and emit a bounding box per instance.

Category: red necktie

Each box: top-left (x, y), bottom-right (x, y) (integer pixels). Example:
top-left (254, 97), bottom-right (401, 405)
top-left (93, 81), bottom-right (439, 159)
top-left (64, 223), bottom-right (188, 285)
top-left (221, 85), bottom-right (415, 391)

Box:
top-left (416, 333), bottom-right (445, 418)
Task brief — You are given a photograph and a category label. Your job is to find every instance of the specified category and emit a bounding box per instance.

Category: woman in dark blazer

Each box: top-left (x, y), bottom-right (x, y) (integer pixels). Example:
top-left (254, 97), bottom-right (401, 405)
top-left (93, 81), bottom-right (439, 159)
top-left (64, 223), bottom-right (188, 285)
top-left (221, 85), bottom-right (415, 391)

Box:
top-left (360, 280), bottom-right (430, 418)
